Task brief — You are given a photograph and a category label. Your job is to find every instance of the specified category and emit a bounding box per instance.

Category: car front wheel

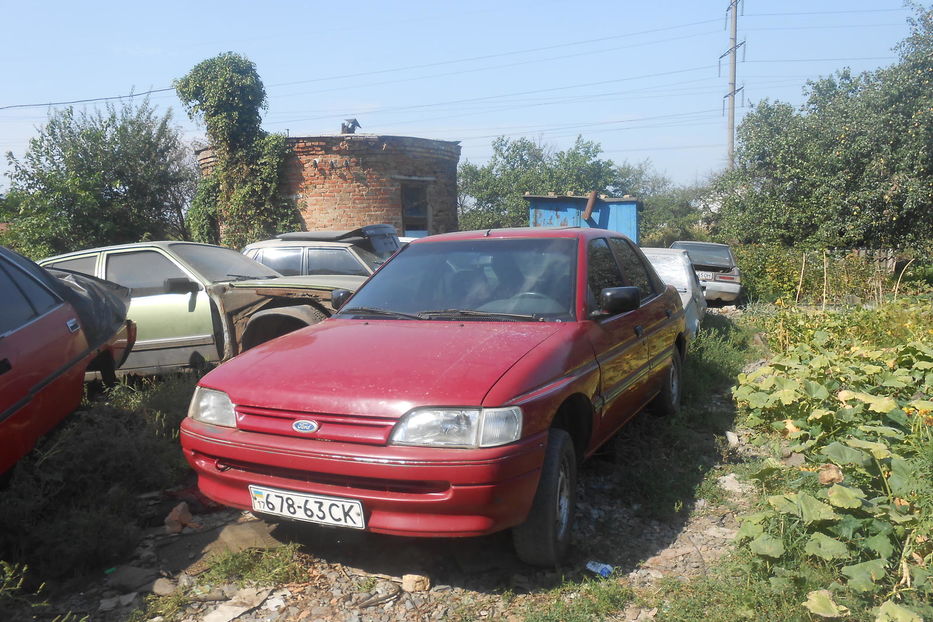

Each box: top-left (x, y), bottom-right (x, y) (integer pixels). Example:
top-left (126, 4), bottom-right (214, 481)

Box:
top-left (650, 351), bottom-right (682, 417)
top-left (512, 428), bottom-right (576, 566)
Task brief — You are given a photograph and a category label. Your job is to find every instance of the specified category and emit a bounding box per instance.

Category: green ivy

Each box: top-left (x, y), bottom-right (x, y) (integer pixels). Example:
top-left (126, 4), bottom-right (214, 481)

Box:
top-left (175, 52), bottom-right (299, 249)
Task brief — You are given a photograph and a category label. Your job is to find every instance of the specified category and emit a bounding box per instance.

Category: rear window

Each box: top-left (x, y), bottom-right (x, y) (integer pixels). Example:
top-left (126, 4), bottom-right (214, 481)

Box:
top-left (671, 243), bottom-right (734, 268)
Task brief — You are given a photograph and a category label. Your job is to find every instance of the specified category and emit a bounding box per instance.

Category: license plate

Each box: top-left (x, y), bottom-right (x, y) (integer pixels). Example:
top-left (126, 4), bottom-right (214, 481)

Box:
top-left (697, 271), bottom-right (713, 281)
top-left (248, 485), bottom-right (365, 529)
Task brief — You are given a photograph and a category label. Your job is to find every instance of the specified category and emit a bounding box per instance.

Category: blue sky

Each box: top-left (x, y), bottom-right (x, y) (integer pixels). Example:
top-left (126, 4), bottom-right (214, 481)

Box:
top-left (0, 0), bottom-right (919, 189)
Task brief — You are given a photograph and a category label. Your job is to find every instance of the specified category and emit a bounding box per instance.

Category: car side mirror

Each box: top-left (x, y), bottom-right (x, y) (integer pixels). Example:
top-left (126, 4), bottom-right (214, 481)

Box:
top-left (597, 286), bottom-right (640, 316)
top-left (331, 288), bottom-right (352, 310)
top-left (165, 278), bottom-right (199, 294)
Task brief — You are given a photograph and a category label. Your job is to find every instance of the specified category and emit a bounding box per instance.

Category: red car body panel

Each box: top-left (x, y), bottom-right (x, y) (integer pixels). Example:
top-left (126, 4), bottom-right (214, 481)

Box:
top-left (1, 248), bottom-right (135, 475)
top-left (180, 228), bottom-right (685, 537)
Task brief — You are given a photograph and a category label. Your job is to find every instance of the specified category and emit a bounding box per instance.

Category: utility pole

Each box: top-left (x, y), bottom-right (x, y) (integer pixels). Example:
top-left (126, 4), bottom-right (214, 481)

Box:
top-left (722, 0), bottom-right (744, 169)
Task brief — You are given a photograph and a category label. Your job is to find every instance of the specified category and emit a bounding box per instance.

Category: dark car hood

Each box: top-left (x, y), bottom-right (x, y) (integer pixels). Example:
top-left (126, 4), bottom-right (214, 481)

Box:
top-left (201, 319), bottom-right (562, 417)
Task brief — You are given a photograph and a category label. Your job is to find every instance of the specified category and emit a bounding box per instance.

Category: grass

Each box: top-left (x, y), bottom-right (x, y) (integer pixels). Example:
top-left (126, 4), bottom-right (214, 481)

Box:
top-left (521, 579), bottom-right (635, 622)
top-left (196, 543), bottom-right (311, 587)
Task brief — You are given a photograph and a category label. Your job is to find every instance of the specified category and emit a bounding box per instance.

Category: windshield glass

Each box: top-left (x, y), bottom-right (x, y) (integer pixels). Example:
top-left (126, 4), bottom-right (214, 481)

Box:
top-left (353, 245), bottom-right (385, 270)
top-left (644, 254), bottom-right (688, 289)
top-left (169, 243), bottom-right (280, 282)
top-left (671, 242), bottom-right (734, 268)
top-left (367, 233), bottom-right (400, 259)
top-left (339, 238), bottom-right (577, 321)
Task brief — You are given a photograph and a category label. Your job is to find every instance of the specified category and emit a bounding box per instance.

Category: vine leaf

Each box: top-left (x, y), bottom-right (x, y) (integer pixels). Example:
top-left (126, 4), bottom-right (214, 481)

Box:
top-left (802, 590), bottom-right (850, 618)
top-left (874, 600), bottom-right (922, 622)
top-left (841, 558), bottom-right (886, 592)
top-left (827, 484), bottom-right (865, 509)
top-left (804, 533), bottom-right (849, 560)
top-left (749, 534), bottom-right (785, 558)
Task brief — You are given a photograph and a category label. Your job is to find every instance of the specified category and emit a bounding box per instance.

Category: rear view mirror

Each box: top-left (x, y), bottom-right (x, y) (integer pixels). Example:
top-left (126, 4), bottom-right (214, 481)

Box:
top-left (331, 289), bottom-right (352, 310)
top-left (597, 286), bottom-right (640, 316)
top-left (165, 278), bottom-right (199, 294)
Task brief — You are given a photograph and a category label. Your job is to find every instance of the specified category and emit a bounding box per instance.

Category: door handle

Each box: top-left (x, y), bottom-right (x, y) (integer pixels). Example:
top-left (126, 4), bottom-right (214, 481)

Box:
top-left (66, 319), bottom-right (80, 333)
top-left (0, 359), bottom-right (11, 375)
top-left (665, 309), bottom-right (672, 318)
top-left (634, 325), bottom-right (644, 337)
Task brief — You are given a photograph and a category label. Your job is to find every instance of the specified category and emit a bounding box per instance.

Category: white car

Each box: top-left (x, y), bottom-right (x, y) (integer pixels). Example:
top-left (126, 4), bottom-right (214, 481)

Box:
top-left (641, 248), bottom-right (707, 339)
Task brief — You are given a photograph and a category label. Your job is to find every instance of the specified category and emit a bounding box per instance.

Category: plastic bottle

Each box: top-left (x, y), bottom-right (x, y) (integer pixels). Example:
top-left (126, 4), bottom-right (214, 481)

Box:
top-left (585, 561), bottom-right (614, 577)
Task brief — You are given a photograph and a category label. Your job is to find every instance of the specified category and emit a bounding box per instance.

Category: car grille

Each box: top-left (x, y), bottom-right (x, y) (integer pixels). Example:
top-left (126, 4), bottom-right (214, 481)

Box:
top-left (235, 405), bottom-right (396, 446)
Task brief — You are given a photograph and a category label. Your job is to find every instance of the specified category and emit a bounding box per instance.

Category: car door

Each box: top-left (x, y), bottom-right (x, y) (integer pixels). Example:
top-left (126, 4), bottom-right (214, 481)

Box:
top-left (609, 239), bottom-right (675, 378)
top-left (103, 248), bottom-right (216, 371)
top-left (0, 255), bottom-right (87, 474)
top-left (584, 238), bottom-right (654, 445)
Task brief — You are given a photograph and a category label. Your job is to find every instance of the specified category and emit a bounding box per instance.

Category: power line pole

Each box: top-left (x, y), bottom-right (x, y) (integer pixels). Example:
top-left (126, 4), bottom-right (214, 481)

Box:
top-left (722, 0), bottom-right (744, 169)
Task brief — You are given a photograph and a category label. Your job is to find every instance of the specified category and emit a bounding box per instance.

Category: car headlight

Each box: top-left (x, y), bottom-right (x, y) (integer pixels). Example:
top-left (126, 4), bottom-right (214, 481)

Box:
top-left (188, 387), bottom-right (236, 427)
top-left (389, 406), bottom-right (522, 448)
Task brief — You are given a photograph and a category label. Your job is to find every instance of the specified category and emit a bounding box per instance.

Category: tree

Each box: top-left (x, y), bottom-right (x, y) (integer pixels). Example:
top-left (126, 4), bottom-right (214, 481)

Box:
top-left (2, 100), bottom-right (195, 258)
top-left (713, 6), bottom-right (933, 250)
top-left (458, 136), bottom-right (630, 230)
top-left (175, 52), bottom-right (298, 248)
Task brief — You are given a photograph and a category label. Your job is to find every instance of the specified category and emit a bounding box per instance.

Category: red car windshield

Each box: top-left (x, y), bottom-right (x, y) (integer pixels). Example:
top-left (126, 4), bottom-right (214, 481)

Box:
top-left (340, 238), bottom-right (577, 321)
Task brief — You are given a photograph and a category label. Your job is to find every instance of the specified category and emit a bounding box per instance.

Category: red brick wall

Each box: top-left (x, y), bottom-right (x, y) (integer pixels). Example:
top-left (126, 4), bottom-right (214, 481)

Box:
top-left (283, 135), bottom-right (461, 234)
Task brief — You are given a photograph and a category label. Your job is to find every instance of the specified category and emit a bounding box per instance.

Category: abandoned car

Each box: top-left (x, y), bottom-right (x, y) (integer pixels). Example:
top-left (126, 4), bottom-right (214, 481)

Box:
top-left (670, 240), bottom-right (743, 304)
top-left (40, 242), bottom-right (365, 374)
top-left (641, 247), bottom-right (707, 340)
top-left (1, 246), bottom-right (135, 476)
top-left (242, 225), bottom-right (401, 277)
top-left (181, 228), bottom-right (686, 565)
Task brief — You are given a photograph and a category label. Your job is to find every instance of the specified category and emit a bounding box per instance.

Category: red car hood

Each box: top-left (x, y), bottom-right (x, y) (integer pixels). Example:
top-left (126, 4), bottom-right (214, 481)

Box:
top-left (202, 319), bottom-right (561, 417)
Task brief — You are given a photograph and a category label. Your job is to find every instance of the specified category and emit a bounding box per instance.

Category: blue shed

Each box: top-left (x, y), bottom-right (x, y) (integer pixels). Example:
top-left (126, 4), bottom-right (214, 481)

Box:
top-left (524, 193), bottom-right (642, 243)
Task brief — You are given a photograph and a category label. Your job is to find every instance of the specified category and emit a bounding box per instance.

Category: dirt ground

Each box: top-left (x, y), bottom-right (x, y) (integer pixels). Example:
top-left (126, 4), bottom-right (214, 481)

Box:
top-left (47, 389), bottom-right (756, 622)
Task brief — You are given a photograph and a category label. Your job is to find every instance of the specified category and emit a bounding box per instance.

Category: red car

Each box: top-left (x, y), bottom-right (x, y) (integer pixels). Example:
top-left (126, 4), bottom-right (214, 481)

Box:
top-left (1, 246), bottom-right (135, 477)
top-left (181, 228), bottom-right (685, 564)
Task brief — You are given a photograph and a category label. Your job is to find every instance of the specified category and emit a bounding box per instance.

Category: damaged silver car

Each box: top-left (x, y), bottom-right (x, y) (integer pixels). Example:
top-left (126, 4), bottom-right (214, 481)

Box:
top-left (40, 242), bottom-right (365, 374)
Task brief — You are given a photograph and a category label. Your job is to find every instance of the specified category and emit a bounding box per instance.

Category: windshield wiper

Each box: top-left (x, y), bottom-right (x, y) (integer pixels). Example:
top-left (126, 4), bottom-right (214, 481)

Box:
top-left (225, 273), bottom-right (275, 281)
top-left (418, 308), bottom-right (542, 321)
top-left (339, 306), bottom-right (422, 320)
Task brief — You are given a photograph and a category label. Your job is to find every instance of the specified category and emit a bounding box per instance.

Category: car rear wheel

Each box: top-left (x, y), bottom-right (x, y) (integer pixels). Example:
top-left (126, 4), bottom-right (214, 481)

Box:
top-left (512, 428), bottom-right (576, 566)
top-left (650, 352), bottom-right (682, 417)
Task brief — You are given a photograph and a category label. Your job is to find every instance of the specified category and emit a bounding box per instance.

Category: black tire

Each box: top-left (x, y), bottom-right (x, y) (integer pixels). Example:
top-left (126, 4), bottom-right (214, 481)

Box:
top-left (512, 428), bottom-right (577, 566)
top-left (650, 351), bottom-right (682, 417)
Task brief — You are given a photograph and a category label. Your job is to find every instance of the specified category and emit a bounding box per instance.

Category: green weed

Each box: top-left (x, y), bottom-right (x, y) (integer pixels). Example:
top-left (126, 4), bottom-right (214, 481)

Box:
top-left (521, 578), bottom-right (634, 622)
top-left (196, 543), bottom-right (310, 587)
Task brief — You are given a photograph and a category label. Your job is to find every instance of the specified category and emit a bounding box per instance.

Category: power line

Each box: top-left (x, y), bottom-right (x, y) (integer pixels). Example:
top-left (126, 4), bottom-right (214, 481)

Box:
top-left (0, 87), bottom-right (175, 111)
top-left (264, 17), bottom-right (723, 89)
top-left (744, 8), bottom-right (907, 17)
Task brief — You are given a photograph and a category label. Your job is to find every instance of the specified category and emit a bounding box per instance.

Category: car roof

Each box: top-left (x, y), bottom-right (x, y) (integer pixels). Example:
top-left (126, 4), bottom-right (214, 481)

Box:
top-left (40, 241), bottom-right (226, 263)
top-left (670, 240), bottom-right (730, 248)
top-left (409, 227), bottom-right (629, 243)
top-left (242, 239), bottom-right (354, 250)
top-left (641, 247), bottom-right (690, 257)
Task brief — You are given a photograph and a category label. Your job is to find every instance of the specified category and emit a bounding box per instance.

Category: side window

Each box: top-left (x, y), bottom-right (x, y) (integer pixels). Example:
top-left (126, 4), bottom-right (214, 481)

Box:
top-left (0, 263), bottom-right (38, 334)
top-left (47, 255), bottom-right (97, 276)
top-left (105, 251), bottom-right (188, 296)
top-left (6, 264), bottom-right (58, 316)
top-left (609, 238), bottom-right (656, 300)
top-left (260, 248), bottom-right (302, 276)
top-left (306, 249), bottom-right (369, 276)
top-left (587, 238), bottom-right (625, 311)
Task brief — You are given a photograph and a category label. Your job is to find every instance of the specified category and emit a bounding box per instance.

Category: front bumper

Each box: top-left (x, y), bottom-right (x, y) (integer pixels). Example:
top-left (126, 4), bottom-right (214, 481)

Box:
top-left (180, 418), bottom-right (545, 537)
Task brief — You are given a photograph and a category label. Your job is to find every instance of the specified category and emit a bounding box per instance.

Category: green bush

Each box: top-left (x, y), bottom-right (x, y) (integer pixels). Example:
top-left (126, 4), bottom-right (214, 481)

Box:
top-left (0, 374), bottom-right (196, 579)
